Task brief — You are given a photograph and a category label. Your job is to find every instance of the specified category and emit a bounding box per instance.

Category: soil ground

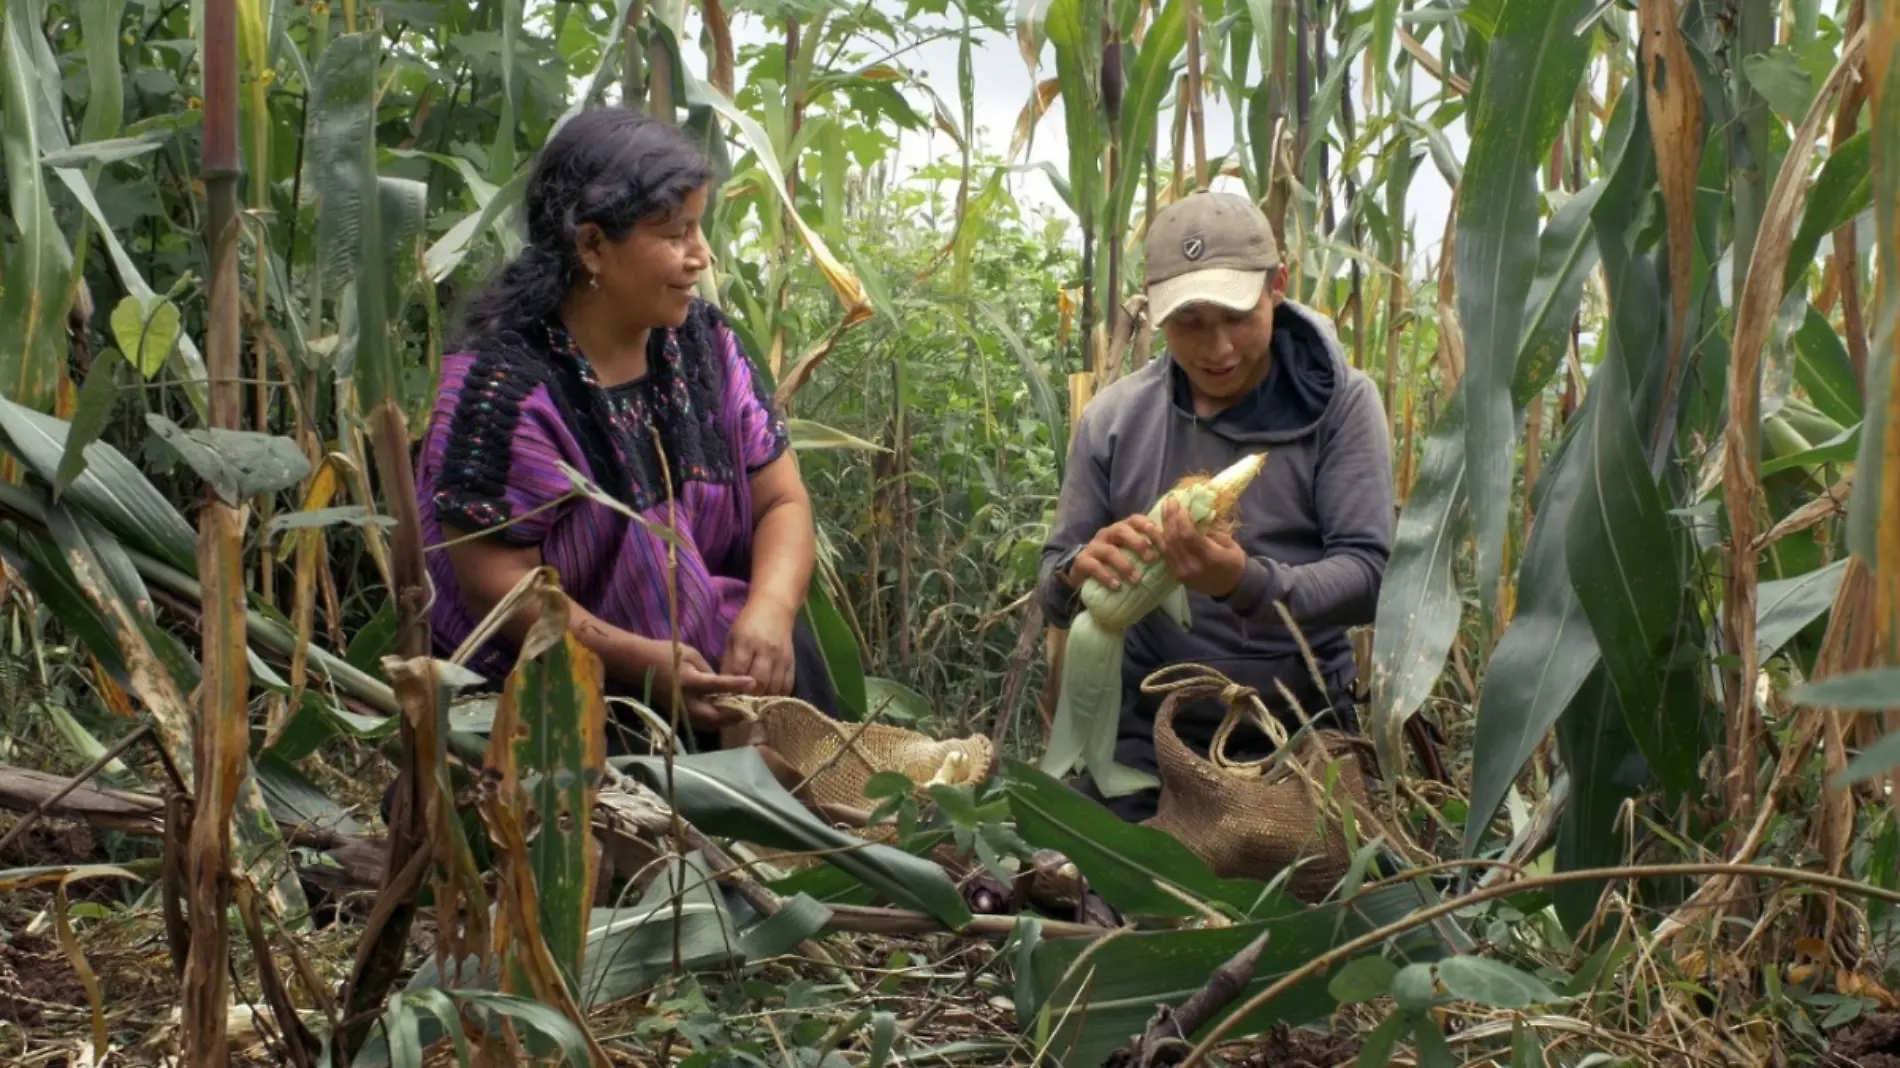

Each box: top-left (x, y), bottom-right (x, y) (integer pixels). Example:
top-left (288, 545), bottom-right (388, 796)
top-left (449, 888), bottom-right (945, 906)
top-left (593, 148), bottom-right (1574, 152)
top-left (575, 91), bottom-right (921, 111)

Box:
top-left (1832, 1013), bottom-right (1900, 1067)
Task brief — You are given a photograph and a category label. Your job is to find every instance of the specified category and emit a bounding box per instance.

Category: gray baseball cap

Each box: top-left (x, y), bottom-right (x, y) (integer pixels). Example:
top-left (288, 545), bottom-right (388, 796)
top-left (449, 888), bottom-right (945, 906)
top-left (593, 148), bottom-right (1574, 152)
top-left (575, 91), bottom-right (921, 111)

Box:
top-left (1143, 191), bottom-right (1280, 325)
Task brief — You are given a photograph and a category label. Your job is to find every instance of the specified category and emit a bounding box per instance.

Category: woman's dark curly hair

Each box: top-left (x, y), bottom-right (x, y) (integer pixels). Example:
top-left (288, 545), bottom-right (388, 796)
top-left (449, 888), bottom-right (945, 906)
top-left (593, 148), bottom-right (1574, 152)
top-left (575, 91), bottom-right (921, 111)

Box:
top-left (457, 107), bottom-right (714, 342)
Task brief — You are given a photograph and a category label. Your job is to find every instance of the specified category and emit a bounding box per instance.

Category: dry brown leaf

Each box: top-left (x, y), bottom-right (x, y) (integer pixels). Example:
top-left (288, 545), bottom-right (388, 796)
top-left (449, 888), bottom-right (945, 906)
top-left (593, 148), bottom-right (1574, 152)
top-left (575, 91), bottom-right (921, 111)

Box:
top-left (1009, 78), bottom-right (1063, 161)
top-left (1870, 0), bottom-right (1900, 671)
top-left (1721, 24), bottom-right (1869, 833)
top-left (1639, 0), bottom-right (1704, 444)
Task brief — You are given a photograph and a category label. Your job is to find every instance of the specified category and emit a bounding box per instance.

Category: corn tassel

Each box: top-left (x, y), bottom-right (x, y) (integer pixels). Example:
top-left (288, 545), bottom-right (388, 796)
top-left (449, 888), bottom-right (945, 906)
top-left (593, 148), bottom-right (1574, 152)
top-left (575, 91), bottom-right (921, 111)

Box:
top-left (1041, 451), bottom-right (1268, 796)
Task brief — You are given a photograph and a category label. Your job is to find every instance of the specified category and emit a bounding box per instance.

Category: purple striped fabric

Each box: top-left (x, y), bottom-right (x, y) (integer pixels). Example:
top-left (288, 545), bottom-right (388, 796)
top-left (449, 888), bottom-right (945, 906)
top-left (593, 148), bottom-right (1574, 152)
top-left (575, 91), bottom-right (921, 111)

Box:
top-left (415, 305), bottom-right (788, 684)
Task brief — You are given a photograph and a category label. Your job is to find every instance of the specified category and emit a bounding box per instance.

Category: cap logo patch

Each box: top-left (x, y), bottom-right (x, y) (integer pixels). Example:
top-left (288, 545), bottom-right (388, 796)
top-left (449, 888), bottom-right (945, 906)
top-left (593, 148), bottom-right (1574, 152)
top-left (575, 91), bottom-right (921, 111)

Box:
top-left (1182, 235), bottom-right (1205, 261)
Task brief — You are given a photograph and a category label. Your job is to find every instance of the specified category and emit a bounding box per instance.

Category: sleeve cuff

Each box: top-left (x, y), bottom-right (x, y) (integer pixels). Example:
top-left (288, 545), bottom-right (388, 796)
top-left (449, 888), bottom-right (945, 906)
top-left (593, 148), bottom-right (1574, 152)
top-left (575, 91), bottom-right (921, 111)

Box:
top-left (1217, 556), bottom-right (1286, 618)
top-left (1039, 545), bottom-right (1086, 628)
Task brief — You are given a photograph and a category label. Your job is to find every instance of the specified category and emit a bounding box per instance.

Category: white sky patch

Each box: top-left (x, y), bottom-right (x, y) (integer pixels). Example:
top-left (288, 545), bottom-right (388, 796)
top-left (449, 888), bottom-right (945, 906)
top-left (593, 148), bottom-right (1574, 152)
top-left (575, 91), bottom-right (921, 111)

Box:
top-left (655, 7), bottom-right (1465, 268)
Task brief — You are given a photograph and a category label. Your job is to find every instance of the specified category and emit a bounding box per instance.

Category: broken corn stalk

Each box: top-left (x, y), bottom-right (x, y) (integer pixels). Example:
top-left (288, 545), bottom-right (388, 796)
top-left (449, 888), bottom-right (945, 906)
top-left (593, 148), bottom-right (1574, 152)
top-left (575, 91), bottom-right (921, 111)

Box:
top-left (1041, 451), bottom-right (1269, 796)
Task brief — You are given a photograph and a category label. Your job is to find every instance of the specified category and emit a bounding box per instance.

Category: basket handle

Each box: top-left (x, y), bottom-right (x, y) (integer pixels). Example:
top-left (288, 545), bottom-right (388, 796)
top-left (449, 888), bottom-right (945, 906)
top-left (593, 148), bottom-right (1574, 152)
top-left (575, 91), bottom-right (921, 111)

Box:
top-left (1139, 663), bottom-right (1291, 772)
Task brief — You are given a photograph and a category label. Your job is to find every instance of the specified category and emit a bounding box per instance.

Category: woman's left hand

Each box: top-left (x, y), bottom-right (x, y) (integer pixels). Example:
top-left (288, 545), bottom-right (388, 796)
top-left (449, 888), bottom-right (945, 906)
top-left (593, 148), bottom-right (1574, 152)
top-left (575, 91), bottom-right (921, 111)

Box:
top-left (723, 601), bottom-right (797, 696)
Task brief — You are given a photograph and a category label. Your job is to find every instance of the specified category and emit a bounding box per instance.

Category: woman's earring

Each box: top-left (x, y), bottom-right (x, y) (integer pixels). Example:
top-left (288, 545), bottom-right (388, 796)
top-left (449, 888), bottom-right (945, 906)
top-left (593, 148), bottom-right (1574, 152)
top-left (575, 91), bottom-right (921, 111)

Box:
top-left (588, 271), bottom-right (600, 291)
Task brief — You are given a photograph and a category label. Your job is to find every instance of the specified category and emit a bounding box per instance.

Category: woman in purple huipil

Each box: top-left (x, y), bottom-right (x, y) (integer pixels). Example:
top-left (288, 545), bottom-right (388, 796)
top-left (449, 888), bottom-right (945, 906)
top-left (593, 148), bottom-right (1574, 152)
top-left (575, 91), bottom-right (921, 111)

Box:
top-left (414, 108), bottom-right (839, 748)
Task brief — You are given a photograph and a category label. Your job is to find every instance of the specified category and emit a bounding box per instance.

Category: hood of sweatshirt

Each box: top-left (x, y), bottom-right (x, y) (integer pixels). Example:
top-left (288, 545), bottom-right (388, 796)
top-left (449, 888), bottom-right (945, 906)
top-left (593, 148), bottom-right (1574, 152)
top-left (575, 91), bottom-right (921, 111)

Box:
top-left (1162, 299), bottom-right (1346, 444)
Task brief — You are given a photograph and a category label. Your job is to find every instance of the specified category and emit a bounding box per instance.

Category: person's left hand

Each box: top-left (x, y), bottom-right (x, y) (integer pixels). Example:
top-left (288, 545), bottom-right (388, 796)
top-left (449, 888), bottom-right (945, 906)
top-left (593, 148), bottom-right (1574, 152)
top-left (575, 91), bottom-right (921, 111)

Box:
top-left (722, 601), bottom-right (797, 696)
top-left (1158, 498), bottom-right (1249, 598)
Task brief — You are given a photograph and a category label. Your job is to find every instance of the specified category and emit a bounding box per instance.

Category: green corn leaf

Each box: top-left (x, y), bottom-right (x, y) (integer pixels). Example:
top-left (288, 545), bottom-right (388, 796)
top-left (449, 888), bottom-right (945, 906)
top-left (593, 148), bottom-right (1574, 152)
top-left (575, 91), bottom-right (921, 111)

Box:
top-left (615, 747), bottom-right (972, 928)
top-left (1369, 387), bottom-right (1467, 775)
top-left (1552, 667), bottom-right (1648, 933)
top-left (54, 349), bottom-right (127, 502)
top-left (1453, 0), bottom-right (1597, 615)
top-left (1564, 334), bottom-right (1700, 797)
top-left (1790, 668), bottom-right (1900, 711)
top-left (1512, 181), bottom-right (1605, 405)
top-left (1785, 130), bottom-right (1870, 292)
top-left (1464, 410), bottom-right (1598, 858)
top-left (0, 0), bottom-right (76, 413)
top-left (47, 167), bottom-right (209, 416)
top-left (1436, 955), bottom-right (1563, 1008)
top-left (1107, 0), bottom-right (1185, 235)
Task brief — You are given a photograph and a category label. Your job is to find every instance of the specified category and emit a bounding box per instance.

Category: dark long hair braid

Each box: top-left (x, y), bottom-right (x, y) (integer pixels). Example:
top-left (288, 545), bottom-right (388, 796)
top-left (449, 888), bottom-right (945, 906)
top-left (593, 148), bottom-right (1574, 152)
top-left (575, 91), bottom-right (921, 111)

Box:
top-left (456, 107), bottom-right (714, 344)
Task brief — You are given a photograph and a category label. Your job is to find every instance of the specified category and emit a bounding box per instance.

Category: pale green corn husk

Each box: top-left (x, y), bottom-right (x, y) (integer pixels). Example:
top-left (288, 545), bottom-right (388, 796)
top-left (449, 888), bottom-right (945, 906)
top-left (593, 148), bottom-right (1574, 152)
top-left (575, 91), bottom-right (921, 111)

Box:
top-left (1041, 451), bottom-right (1267, 796)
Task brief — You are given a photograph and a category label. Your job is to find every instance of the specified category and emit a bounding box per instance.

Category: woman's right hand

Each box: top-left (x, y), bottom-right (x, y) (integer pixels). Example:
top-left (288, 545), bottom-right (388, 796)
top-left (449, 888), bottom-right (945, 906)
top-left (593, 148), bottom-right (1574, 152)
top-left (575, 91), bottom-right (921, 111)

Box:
top-left (649, 643), bottom-right (756, 731)
top-left (1062, 514), bottom-right (1165, 592)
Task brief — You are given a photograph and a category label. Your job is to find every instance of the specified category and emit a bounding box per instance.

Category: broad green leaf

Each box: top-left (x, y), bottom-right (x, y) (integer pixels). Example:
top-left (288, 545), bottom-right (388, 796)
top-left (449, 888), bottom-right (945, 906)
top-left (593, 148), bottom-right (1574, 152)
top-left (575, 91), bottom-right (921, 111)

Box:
top-left (0, 515), bottom-right (129, 681)
top-left (1328, 955), bottom-right (1399, 1004)
top-left (802, 584), bottom-right (867, 721)
top-left (446, 991), bottom-right (593, 1067)
top-left (1754, 559), bottom-right (1847, 660)
top-left (47, 167), bottom-right (209, 416)
top-left (255, 750), bottom-right (364, 838)
top-left (1044, 0), bottom-right (1102, 238)
top-left (401, 990), bottom-right (473, 1068)
top-left (0, 396), bottom-right (198, 571)
top-left (145, 415), bottom-right (313, 505)
top-left (1785, 131), bottom-right (1870, 292)
top-left (0, 0), bottom-right (75, 413)
top-left (1789, 668), bottom-right (1900, 711)
top-left (496, 616), bottom-right (607, 989)
top-left (75, 0), bottom-right (126, 146)
top-left (1461, 0), bottom-right (1503, 37)
top-left (788, 418), bottom-right (887, 453)
top-left (107, 296), bottom-right (182, 379)
top-left (1370, 388), bottom-right (1466, 774)
top-left (1761, 423), bottom-right (1861, 474)
top-left (1553, 667), bottom-right (1648, 933)
top-left (1355, 1014), bottom-right (1407, 1068)
top-left (1465, 415), bottom-right (1598, 858)
top-left (971, 301), bottom-right (1067, 481)
top-left (1511, 1021), bottom-right (1546, 1067)
top-left (1003, 759), bottom-right (1276, 919)
top-left (737, 892), bottom-right (833, 961)
top-left (1437, 955), bottom-right (1562, 1008)
top-left (425, 169), bottom-right (529, 283)
top-left (264, 505), bottom-right (394, 538)
top-left (615, 747), bottom-right (971, 928)
top-left (43, 135), bottom-right (166, 168)
top-left (1742, 47), bottom-right (1818, 124)
top-left (684, 71), bottom-right (872, 325)
top-left (1304, 23), bottom-right (1374, 175)
top-left (1454, 0), bottom-right (1599, 615)
top-left (1513, 181), bottom-right (1605, 405)
top-left (1415, 1021), bottom-right (1458, 1068)
top-left (1565, 339), bottom-right (1699, 796)
top-left (865, 677), bottom-right (933, 723)
top-left (1027, 918), bottom-right (1344, 1068)
top-left (1106, 0), bottom-right (1185, 235)
top-left (1837, 729), bottom-right (1900, 787)
top-left (574, 854), bottom-right (744, 1008)
top-left (54, 350), bottom-right (127, 502)
top-left (868, 1012), bottom-right (898, 1068)
top-left (308, 34), bottom-right (378, 293)
top-left (1391, 962), bottom-right (1438, 1012)
top-left (1373, 0), bottom-right (1400, 81)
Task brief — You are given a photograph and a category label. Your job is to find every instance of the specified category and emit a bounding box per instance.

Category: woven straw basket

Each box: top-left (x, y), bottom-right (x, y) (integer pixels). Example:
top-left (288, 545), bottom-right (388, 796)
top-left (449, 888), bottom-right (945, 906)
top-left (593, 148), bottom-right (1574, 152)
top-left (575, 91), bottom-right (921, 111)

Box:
top-left (716, 695), bottom-right (994, 811)
top-left (1139, 666), bottom-right (1383, 903)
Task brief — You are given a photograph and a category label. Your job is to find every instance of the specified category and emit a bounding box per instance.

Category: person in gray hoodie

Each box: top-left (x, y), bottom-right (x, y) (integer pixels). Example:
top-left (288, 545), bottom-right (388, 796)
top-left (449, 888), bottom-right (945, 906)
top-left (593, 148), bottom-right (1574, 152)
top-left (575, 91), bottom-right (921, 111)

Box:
top-left (1037, 190), bottom-right (1394, 822)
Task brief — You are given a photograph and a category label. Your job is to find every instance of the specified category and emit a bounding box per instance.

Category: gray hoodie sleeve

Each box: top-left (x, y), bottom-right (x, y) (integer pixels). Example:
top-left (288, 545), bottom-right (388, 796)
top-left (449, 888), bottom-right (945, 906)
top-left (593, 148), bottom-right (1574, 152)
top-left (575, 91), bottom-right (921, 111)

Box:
top-left (1036, 408), bottom-right (1114, 630)
top-left (1219, 375), bottom-right (1393, 627)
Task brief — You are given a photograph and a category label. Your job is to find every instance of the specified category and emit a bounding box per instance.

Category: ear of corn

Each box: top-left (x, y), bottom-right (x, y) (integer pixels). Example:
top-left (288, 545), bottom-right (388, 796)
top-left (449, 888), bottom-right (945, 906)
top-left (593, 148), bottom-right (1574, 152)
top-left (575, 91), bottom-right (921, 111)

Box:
top-left (1041, 451), bottom-right (1268, 796)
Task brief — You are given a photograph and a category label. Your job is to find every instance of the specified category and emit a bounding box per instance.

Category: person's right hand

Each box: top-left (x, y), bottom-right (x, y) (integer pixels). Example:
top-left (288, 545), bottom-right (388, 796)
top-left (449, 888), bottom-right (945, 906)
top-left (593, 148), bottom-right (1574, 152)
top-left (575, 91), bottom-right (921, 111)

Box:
top-left (650, 644), bottom-right (756, 731)
top-left (1061, 514), bottom-right (1165, 592)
